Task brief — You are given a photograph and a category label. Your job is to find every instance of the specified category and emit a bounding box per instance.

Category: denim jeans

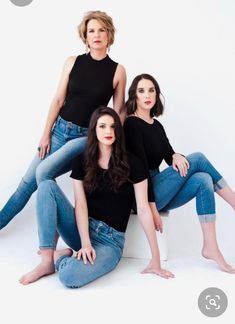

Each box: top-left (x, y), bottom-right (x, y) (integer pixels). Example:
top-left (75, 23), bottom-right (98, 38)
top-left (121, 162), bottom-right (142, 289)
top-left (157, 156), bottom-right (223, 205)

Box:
top-left (150, 152), bottom-right (227, 222)
top-left (0, 116), bottom-right (87, 230)
top-left (37, 180), bottom-right (125, 288)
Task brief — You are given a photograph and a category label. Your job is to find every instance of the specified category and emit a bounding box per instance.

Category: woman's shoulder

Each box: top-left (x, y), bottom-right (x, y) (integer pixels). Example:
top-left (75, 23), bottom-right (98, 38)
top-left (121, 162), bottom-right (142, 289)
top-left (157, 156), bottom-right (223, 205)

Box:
top-left (113, 63), bottom-right (126, 84)
top-left (65, 53), bottom-right (88, 66)
top-left (153, 118), bottom-right (168, 133)
top-left (124, 115), bottom-right (141, 126)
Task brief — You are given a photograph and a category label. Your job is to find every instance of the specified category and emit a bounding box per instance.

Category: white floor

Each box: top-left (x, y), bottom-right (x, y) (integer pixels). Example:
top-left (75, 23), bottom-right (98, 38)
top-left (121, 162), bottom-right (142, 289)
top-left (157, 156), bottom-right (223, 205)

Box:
top-left (1, 198), bottom-right (235, 324)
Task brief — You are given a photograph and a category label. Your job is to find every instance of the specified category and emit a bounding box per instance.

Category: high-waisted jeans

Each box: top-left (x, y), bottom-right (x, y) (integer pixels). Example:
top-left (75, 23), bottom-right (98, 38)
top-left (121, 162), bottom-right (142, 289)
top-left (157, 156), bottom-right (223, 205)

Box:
top-left (151, 152), bottom-right (227, 222)
top-left (37, 180), bottom-right (125, 288)
top-left (0, 116), bottom-right (88, 230)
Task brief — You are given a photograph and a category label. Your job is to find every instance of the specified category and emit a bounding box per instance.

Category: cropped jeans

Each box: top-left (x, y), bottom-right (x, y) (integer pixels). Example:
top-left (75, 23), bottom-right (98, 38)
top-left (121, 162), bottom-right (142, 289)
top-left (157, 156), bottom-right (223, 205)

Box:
top-left (0, 116), bottom-right (88, 230)
top-left (37, 180), bottom-right (125, 288)
top-left (151, 152), bottom-right (227, 222)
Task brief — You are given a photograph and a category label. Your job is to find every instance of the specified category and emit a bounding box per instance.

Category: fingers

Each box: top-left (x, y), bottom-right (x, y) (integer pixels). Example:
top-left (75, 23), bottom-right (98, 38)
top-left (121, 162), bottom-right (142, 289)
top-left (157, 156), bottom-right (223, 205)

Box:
top-left (155, 222), bottom-right (163, 233)
top-left (37, 139), bottom-right (51, 159)
top-left (172, 163), bottom-right (178, 172)
top-left (46, 144), bottom-right (51, 154)
top-left (174, 161), bottom-right (188, 177)
top-left (91, 248), bottom-right (96, 261)
top-left (76, 250), bottom-right (82, 260)
top-left (76, 248), bottom-right (96, 265)
top-left (185, 159), bottom-right (190, 169)
top-left (82, 250), bottom-right (88, 264)
top-left (37, 145), bottom-right (47, 160)
top-left (141, 267), bottom-right (175, 279)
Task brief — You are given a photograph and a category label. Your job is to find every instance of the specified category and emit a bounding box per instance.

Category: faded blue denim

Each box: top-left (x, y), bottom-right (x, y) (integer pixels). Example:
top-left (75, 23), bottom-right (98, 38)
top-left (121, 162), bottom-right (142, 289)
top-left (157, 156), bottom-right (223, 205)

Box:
top-left (0, 116), bottom-right (87, 230)
top-left (150, 152), bottom-right (227, 222)
top-left (37, 180), bottom-right (125, 288)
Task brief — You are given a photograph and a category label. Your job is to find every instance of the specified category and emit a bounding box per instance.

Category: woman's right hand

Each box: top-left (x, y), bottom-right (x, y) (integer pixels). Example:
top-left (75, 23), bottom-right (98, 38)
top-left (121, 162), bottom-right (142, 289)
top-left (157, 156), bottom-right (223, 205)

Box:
top-left (141, 259), bottom-right (175, 279)
top-left (37, 135), bottom-right (51, 159)
top-left (76, 245), bottom-right (96, 265)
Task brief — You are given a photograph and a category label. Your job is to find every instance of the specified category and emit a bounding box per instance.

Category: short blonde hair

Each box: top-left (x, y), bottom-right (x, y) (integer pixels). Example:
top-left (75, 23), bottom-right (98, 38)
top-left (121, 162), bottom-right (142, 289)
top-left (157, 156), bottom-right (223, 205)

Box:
top-left (78, 11), bottom-right (115, 46)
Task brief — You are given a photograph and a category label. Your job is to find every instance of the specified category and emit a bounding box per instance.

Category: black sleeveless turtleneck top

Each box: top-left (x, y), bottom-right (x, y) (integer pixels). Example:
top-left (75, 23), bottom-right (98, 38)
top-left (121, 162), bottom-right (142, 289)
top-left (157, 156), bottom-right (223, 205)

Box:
top-left (59, 53), bottom-right (118, 127)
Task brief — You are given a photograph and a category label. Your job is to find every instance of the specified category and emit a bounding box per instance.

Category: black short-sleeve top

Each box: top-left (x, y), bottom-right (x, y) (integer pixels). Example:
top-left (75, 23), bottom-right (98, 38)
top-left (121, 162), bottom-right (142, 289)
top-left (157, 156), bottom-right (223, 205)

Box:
top-left (123, 116), bottom-right (175, 171)
top-left (70, 153), bottom-right (148, 232)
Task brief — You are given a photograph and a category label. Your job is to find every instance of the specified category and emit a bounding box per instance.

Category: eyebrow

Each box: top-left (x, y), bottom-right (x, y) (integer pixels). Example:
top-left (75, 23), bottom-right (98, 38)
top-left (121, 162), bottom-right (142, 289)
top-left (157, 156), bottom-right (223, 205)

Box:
top-left (87, 27), bottom-right (106, 31)
top-left (137, 87), bottom-right (155, 90)
top-left (97, 122), bottom-right (115, 125)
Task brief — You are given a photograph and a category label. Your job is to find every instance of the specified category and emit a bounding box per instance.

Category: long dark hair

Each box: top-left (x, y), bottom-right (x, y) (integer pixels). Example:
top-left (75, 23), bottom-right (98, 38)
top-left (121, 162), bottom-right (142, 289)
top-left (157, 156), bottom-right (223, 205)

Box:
top-left (126, 73), bottom-right (164, 117)
top-left (83, 106), bottom-right (130, 192)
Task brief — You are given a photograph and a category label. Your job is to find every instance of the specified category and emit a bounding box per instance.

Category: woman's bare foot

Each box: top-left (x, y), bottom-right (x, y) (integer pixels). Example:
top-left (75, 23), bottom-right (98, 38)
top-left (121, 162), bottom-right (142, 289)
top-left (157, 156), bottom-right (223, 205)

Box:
top-left (202, 246), bottom-right (235, 273)
top-left (20, 249), bottom-right (73, 285)
top-left (19, 261), bottom-right (55, 285)
top-left (54, 248), bottom-right (73, 262)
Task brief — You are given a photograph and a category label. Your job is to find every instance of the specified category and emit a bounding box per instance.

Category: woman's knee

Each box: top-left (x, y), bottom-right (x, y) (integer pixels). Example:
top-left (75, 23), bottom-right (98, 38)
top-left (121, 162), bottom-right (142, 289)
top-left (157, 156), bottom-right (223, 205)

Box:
top-left (37, 179), bottom-right (57, 194)
top-left (194, 172), bottom-right (213, 190)
top-left (35, 162), bottom-right (47, 184)
top-left (187, 151), bottom-right (208, 163)
top-left (35, 156), bottom-right (58, 184)
top-left (58, 259), bottom-right (89, 289)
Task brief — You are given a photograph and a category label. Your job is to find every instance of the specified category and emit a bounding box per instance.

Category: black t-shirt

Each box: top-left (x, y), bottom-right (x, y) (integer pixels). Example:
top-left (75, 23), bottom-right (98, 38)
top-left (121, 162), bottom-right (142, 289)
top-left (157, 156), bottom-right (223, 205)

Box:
top-left (123, 116), bottom-right (175, 171)
top-left (70, 153), bottom-right (149, 232)
top-left (60, 53), bottom-right (118, 127)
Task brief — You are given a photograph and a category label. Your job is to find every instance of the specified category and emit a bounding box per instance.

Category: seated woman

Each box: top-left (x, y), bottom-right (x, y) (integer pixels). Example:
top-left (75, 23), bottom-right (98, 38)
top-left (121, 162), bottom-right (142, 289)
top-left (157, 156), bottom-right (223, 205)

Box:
top-left (124, 73), bottom-right (235, 274)
top-left (19, 106), bottom-right (174, 287)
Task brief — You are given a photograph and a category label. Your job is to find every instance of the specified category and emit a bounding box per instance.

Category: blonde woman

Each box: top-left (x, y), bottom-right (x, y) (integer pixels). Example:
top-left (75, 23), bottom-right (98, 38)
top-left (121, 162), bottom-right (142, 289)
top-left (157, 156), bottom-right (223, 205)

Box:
top-left (0, 11), bottom-right (126, 231)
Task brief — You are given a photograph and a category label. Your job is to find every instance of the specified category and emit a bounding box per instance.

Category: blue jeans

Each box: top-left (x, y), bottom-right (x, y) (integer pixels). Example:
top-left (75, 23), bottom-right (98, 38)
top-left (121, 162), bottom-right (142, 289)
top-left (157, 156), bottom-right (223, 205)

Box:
top-left (0, 116), bottom-right (87, 230)
top-left (151, 152), bottom-right (227, 222)
top-left (37, 180), bottom-right (125, 288)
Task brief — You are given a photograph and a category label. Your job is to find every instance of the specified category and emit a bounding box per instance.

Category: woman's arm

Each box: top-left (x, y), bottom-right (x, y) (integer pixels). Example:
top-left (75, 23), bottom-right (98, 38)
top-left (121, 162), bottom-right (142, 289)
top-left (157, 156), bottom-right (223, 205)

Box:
top-left (149, 202), bottom-right (163, 233)
top-left (73, 179), bottom-right (96, 264)
top-left (38, 56), bottom-right (76, 159)
top-left (112, 64), bottom-right (126, 124)
top-left (134, 179), bottom-right (174, 279)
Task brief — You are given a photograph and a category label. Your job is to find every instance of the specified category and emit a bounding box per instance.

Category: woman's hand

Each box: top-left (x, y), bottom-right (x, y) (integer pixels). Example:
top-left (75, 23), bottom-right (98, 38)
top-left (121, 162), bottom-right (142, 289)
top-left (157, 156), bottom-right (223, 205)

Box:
top-left (76, 245), bottom-right (96, 265)
top-left (153, 212), bottom-right (163, 233)
top-left (38, 135), bottom-right (51, 159)
top-left (141, 259), bottom-right (175, 279)
top-left (172, 153), bottom-right (189, 177)
top-left (149, 202), bottom-right (163, 233)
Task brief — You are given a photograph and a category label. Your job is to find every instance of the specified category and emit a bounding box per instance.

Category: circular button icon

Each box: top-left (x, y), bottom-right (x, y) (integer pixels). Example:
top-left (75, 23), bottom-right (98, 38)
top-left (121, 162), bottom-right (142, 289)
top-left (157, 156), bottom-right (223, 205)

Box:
top-left (198, 287), bottom-right (228, 317)
top-left (9, 0), bottom-right (34, 7)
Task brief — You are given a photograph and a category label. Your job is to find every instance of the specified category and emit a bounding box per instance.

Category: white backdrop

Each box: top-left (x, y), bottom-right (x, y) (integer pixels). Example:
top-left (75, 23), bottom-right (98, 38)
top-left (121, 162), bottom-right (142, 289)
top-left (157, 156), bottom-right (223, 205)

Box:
top-left (1, 0), bottom-right (235, 255)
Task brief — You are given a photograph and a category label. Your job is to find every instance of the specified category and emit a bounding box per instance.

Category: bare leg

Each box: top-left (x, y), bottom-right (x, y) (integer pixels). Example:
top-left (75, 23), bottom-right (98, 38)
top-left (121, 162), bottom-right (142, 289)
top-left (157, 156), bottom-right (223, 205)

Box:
top-left (19, 248), bottom-right (73, 285)
top-left (216, 185), bottom-right (235, 210)
top-left (201, 221), bottom-right (235, 273)
top-left (37, 231), bottom-right (60, 255)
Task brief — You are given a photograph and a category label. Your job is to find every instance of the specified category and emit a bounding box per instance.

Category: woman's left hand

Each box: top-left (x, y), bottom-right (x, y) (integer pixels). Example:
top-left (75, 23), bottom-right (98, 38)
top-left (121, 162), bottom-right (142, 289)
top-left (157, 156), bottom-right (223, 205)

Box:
top-left (141, 259), bottom-right (175, 279)
top-left (172, 153), bottom-right (190, 177)
top-left (153, 213), bottom-right (163, 233)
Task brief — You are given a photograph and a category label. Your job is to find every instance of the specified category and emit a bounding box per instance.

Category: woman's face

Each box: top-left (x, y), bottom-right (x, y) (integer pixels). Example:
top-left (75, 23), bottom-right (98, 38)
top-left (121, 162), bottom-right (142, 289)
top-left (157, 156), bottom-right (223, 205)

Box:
top-left (136, 79), bottom-right (156, 111)
top-left (86, 19), bottom-right (109, 51)
top-left (96, 114), bottom-right (116, 146)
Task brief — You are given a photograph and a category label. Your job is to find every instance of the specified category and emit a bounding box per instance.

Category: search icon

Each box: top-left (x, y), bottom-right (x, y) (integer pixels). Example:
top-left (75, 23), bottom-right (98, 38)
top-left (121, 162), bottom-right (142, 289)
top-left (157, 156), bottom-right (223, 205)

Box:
top-left (209, 299), bottom-right (217, 307)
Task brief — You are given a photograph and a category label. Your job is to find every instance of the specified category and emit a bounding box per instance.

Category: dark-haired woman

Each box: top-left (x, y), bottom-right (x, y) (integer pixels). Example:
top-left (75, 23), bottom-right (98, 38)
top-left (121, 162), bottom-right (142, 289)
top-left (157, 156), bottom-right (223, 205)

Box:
top-left (19, 107), bottom-right (174, 286)
top-left (124, 74), bottom-right (235, 273)
top-left (0, 11), bottom-right (126, 231)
